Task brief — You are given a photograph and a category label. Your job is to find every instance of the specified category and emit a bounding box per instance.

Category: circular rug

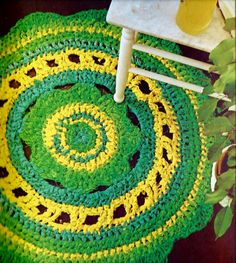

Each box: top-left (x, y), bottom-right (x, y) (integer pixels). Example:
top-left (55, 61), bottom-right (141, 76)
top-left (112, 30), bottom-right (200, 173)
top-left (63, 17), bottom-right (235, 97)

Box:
top-left (0, 10), bottom-right (213, 263)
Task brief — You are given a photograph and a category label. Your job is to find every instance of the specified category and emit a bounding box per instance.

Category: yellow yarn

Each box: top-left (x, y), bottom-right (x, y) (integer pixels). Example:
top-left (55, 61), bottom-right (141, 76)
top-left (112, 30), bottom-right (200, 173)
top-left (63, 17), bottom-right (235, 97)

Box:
top-left (0, 48), bottom-right (182, 233)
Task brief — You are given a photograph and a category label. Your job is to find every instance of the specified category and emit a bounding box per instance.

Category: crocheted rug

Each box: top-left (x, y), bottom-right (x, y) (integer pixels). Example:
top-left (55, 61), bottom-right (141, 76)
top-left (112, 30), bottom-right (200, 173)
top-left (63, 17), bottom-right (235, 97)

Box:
top-left (0, 10), bottom-right (213, 263)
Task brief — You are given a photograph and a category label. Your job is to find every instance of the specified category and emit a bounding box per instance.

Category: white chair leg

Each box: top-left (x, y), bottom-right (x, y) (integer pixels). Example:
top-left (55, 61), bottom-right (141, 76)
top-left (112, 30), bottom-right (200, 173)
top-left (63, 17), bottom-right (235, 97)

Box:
top-left (114, 28), bottom-right (135, 103)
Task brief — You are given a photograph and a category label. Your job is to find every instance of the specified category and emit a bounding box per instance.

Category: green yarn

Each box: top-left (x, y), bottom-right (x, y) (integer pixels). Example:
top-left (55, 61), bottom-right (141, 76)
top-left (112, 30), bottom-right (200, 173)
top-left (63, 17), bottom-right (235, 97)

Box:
top-left (20, 83), bottom-right (142, 191)
top-left (66, 121), bottom-right (97, 153)
top-left (7, 70), bottom-right (156, 207)
top-left (0, 9), bottom-right (213, 263)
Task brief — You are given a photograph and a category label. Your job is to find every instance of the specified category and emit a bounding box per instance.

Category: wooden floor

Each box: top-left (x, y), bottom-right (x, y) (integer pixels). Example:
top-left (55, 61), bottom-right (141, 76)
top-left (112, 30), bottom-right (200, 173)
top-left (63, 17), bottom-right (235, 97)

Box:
top-left (0, 1), bottom-right (235, 263)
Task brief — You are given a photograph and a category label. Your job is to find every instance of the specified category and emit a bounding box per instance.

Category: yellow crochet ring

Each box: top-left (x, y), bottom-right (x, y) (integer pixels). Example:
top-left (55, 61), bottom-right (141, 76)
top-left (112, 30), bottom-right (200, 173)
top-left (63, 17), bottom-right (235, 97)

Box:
top-left (43, 103), bottom-right (117, 171)
top-left (0, 10), bottom-right (213, 263)
top-left (0, 50), bottom-right (182, 233)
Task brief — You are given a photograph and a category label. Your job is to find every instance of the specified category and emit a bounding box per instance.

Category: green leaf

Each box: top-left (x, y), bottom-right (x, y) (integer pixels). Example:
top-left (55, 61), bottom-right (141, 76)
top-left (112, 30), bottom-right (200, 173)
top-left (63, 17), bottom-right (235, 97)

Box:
top-left (203, 85), bottom-right (214, 95)
top-left (210, 39), bottom-right (235, 67)
top-left (224, 69), bottom-right (236, 97)
top-left (227, 147), bottom-right (236, 158)
top-left (225, 82), bottom-right (236, 98)
top-left (224, 97), bottom-right (236, 108)
top-left (224, 17), bottom-right (236, 32)
top-left (227, 148), bottom-right (236, 167)
top-left (198, 98), bottom-right (218, 122)
top-left (205, 189), bottom-right (227, 204)
top-left (204, 116), bottom-right (233, 136)
top-left (229, 131), bottom-right (236, 142)
top-left (214, 206), bottom-right (233, 239)
top-left (231, 188), bottom-right (236, 207)
top-left (209, 65), bottom-right (217, 72)
top-left (227, 112), bottom-right (236, 127)
top-left (213, 78), bottom-right (226, 94)
top-left (213, 64), bottom-right (236, 94)
top-left (228, 156), bottom-right (236, 167)
top-left (208, 136), bottom-right (228, 162)
top-left (217, 170), bottom-right (235, 190)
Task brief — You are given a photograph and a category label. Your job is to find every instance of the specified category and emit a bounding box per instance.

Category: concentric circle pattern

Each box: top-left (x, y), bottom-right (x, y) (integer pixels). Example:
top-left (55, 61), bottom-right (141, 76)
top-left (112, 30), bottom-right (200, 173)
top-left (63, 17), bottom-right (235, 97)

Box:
top-left (0, 10), bottom-right (213, 263)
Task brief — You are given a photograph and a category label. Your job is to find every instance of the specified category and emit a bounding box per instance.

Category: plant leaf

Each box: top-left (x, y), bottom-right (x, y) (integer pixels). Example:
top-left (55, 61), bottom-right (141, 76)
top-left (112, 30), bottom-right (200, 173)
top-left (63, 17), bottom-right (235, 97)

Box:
top-left (228, 156), bottom-right (236, 167)
top-left (214, 206), bottom-right (233, 239)
top-left (203, 85), bottom-right (214, 95)
top-left (227, 147), bottom-right (236, 167)
top-left (213, 64), bottom-right (236, 94)
top-left (198, 98), bottom-right (218, 122)
top-left (225, 82), bottom-right (236, 98)
top-left (205, 189), bottom-right (227, 204)
top-left (227, 112), bottom-right (236, 127)
top-left (229, 131), bottom-right (236, 142)
top-left (209, 39), bottom-right (235, 67)
top-left (224, 98), bottom-right (236, 108)
top-left (208, 136), bottom-right (229, 162)
top-left (204, 116), bottom-right (233, 136)
top-left (208, 65), bottom-right (217, 72)
top-left (224, 17), bottom-right (236, 32)
top-left (217, 170), bottom-right (235, 190)
top-left (228, 147), bottom-right (236, 158)
top-left (224, 65), bottom-right (236, 97)
top-left (212, 65), bottom-right (229, 74)
top-left (213, 78), bottom-right (226, 94)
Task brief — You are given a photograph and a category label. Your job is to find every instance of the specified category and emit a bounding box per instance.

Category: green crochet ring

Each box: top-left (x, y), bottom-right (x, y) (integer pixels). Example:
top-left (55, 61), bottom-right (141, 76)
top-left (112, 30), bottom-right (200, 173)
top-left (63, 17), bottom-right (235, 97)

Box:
top-left (0, 9), bottom-right (213, 263)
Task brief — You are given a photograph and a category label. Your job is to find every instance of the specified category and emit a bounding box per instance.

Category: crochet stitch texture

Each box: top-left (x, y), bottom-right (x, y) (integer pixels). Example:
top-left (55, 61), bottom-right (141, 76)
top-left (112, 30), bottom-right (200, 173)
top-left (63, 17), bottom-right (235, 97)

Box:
top-left (0, 9), bottom-right (213, 263)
